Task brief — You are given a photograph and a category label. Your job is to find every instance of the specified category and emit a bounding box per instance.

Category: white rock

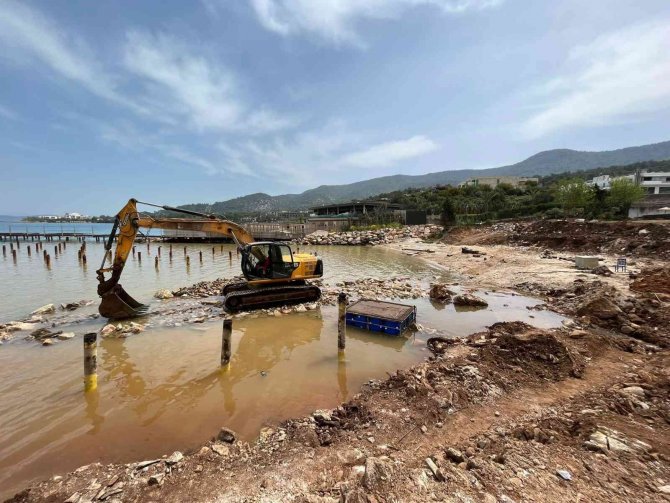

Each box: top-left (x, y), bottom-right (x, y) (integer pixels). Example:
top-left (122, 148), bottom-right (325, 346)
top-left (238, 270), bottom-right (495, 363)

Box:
top-left (100, 324), bottom-right (118, 336)
top-left (57, 332), bottom-right (76, 340)
top-left (154, 289), bottom-right (174, 300)
top-left (32, 304), bottom-right (55, 315)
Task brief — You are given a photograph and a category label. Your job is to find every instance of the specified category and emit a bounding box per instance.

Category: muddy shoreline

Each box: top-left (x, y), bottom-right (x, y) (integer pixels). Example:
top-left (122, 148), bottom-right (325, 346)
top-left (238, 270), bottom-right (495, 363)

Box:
top-left (4, 220), bottom-right (670, 502)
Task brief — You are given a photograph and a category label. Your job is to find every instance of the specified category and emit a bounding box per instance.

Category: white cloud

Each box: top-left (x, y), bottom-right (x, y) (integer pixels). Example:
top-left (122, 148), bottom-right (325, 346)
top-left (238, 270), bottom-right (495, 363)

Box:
top-left (0, 1), bottom-right (143, 112)
top-left (217, 126), bottom-right (438, 186)
top-left (342, 135), bottom-right (438, 168)
top-left (521, 19), bottom-right (670, 138)
top-left (248, 0), bottom-right (503, 45)
top-left (0, 104), bottom-right (18, 120)
top-left (123, 30), bottom-right (296, 133)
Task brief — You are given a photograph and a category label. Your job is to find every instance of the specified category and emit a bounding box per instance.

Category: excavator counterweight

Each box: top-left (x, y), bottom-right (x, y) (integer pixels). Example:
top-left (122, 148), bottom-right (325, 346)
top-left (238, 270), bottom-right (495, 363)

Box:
top-left (96, 199), bottom-right (323, 319)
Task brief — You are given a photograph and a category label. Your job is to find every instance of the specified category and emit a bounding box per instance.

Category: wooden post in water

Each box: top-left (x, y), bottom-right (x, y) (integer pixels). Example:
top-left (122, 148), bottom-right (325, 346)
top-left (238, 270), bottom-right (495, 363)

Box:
top-left (46, 254), bottom-right (51, 267)
top-left (338, 292), bottom-right (347, 352)
top-left (132, 246), bottom-right (136, 257)
top-left (82, 253), bottom-right (87, 264)
top-left (155, 256), bottom-right (159, 270)
top-left (221, 318), bottom-right (232, 366)
top-left (186, 255), bottom-right (190, 267)
top-left (199, 251), bottom-right (203, 263)
top-left (12, 249), bottom-right (17, 261)
top-left (220, 245), bottom-right (223, 252)
top-left (10, 242), bottom-right (13, 251)
top-left (212, 246), bottom-right (215, 256)
top-left (27, 245), bottom-right (31, 257)
top-left (229, 251), bottom-right (232, 260)
top-left (158, 246), bottom-right (161, 257)
top-left (83, 333), bottom-right (98, 392)
top-left (138, 251), bottom-right (142, 262)
top-left (58, 243), bottom-right (62, 253)
top-left (184, 246), bottom-right (187, 256)
top-left (54, 245), bottom-right (58, 257)
top-left (2, 245), bottom-right (5, 256)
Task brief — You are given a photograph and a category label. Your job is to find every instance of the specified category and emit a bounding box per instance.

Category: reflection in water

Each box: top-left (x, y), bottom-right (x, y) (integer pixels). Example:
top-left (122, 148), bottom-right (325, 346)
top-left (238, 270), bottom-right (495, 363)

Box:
top-left (84, 389), bottom-right (103, 435)
top-left (337, 354), bottom-right (348, 402)
top-left (0, 289), bottom-right (566, 500)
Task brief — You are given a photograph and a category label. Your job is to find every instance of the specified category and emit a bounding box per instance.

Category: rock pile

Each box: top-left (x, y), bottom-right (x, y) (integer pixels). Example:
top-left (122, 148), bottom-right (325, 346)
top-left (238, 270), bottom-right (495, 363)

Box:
top-left (300, 225), bottom-right (442, 246)
top-left (321, 277), bottom-right (427, 304)
top-left (515, 278), bottom-right (669, 347)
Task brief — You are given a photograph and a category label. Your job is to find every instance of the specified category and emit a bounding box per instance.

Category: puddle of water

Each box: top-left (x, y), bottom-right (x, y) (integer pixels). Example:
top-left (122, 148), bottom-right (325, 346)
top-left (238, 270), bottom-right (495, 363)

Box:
top-left (0, 292), bottom-right (565, 499)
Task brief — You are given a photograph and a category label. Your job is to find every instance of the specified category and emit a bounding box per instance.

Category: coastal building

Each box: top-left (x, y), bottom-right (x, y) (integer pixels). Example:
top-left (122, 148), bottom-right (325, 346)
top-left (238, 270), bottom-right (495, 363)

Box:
top-left (459, 176), bottom-right (539, 189)
top-left (588, 174), bottom-right (635, 190)
top-left (626, 170), bottom-right (670, 219)
top-left (307, 200), bottom-right (425, 231)
top-left (635, 171), bottom-right (670, 195)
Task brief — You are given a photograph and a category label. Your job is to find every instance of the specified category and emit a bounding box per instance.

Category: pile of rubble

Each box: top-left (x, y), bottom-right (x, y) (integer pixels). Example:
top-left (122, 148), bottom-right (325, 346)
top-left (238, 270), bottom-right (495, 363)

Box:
top-left (299, 225), bottom-right (443, 246)
top-left (515, 276), bottom-right (669, 347)
top-left (320, 277), bottom-right (427, 304)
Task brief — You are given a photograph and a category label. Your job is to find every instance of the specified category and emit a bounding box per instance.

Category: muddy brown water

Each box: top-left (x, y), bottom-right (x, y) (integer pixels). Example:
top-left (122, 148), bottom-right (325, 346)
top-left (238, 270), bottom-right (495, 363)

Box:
top-left (0, 245), bottom-right (565, 499)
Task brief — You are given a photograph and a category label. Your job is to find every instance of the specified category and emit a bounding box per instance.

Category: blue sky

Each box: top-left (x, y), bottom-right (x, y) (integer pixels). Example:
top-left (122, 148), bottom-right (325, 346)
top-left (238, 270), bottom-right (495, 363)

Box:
top-left (1, 0), bottom-right (669, 215)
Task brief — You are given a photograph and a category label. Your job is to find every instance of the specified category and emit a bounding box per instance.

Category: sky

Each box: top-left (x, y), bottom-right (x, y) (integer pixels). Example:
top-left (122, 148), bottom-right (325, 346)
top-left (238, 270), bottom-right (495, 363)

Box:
top-left (0, 0), bottom-right (669, 215)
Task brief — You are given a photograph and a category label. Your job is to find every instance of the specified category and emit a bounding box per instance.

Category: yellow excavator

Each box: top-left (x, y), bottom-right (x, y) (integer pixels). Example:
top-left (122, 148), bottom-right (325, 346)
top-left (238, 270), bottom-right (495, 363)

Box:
top-left (96, 198), bottom-right (322, 319)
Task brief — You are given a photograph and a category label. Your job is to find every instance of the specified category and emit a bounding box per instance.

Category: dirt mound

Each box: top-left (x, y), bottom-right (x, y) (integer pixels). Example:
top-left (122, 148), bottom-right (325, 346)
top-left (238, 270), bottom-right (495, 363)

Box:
top-left (510, 220), bottom-right (670, 259)
top-left (631, 266), bottom-right (670, 295)
top-left (484, 331), bottom-right (584, 380)
top-left (516, 278), bottom-right (670, 348)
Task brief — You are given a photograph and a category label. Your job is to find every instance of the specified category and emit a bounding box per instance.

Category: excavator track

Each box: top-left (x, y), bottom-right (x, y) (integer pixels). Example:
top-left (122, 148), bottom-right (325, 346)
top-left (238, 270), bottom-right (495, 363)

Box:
top-left (224, 284), bottom-right (321, 312)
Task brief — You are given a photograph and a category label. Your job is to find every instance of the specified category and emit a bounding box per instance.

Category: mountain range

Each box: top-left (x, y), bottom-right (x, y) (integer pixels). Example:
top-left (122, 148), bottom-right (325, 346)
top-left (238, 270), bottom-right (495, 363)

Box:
top-left (179, 140), bottom-right (670, 214)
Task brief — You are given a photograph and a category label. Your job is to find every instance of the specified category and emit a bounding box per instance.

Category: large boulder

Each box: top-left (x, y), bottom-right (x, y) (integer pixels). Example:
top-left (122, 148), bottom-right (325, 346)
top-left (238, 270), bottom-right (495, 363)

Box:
top-left (362, 456), bottom-right (394, 490)
top-left (453, 293), bottom-right (488, 307)
top-left (429, 284), bottom-right (454, 303)
top-left (576, 295), bottom-right (621, 320)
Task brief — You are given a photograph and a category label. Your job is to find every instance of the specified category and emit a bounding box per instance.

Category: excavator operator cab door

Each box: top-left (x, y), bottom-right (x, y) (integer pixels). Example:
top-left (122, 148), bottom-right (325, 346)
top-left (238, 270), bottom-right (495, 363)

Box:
top-left (241, 243), bottom-right (298, 280)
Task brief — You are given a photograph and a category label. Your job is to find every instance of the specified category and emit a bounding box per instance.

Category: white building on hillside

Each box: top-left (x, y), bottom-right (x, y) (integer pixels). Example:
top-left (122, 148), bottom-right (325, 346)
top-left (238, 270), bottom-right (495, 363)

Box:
top-left (637, 171), bottom-right (670, 195)
top-left (588, 174), bottom-right (634, 190)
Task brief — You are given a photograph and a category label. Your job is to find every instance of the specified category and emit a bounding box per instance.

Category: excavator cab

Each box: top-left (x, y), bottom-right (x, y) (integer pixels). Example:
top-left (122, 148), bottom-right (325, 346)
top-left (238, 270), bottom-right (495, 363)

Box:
top-left (241, 243), bottom-right (298, 280)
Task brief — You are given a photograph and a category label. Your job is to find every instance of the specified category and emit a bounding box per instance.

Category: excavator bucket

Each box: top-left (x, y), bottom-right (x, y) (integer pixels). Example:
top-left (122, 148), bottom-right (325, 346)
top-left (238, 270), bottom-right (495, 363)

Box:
top-left (99, 284), bottom-right (149, 319)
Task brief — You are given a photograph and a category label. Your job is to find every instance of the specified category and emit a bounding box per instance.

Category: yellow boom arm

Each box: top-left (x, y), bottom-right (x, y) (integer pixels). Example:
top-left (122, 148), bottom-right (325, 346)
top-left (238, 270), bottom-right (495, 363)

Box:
top-left (96, 198), bottom-right (254, 296)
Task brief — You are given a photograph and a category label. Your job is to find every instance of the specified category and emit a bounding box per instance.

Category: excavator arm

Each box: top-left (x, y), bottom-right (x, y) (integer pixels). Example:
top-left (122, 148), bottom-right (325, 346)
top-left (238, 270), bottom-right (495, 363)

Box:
top-left (96, 198), bottom-right (255, 318)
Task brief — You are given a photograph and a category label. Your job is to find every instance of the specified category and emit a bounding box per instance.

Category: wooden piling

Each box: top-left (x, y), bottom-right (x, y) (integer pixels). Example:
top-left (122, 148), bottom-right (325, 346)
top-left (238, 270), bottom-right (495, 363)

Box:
top-left (10, 242), bottom-right (13, 251)
top-left (2, 245), bottom-right (5, 256)
top-left (184, 246), bottom-right (187, 255)
top-left (83, 333), bottom-right (98, 392)
top-left (186, 255), bottom-right (190, 267)
top-left (212, 247), bottom-right (215, 255)
top-left (338, 292), bottom-right (347, 351)
top-left (199, 251), bottom-right (203, 263)
top-left (138, 251), bottom-right (142, 262)
top-left (82, 253), bottom-right (87, 264)
top-left (132, 246), bottom-right (136, 257)
top-left (158, 246), bottom-right (161, 257)
top-left (155, 256), bottom-right (159, 270)
top-left (27, 246), bottom-right (31, 256)
top-left (221, 318), bottom-right (232, 366)
top-left (54, 245), bottom-right (58, 256)
top-left (12, 249), bottom-right (17, 261)
top-left (229, 251), bottom-right (232, 260)
top-left (46, 254), bottom-right (51, 267)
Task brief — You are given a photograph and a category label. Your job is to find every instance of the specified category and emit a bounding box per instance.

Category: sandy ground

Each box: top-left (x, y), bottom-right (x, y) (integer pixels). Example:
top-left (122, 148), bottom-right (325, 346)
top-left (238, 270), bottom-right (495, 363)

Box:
top-left (6, 220), bottom-right (670, 503)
